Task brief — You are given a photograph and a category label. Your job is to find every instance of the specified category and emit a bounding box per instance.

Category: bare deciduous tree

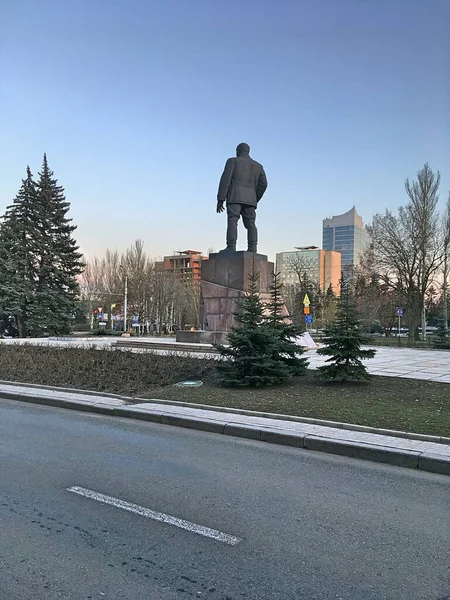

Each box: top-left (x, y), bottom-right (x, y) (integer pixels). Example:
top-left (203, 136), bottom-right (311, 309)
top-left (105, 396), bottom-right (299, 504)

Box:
top-left (123, 240), bottom-right (153, 325)
top-left (80, 250), bottom-right (124, 329)
top-left (285, 253), bottom-right (320, 290)
top-left (369, 163), bottom-right (443, 340)
top-left (81, 240), bottom-right (203, 334)
top-left (352, 246), bottom-right (399, 334)
top-left (442, 193), bottom-right (450, 332)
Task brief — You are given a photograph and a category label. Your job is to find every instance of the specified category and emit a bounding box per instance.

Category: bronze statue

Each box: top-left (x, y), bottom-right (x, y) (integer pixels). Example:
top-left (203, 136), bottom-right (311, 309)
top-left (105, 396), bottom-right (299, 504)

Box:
top-left (216, 143), bottom-right (267, 253)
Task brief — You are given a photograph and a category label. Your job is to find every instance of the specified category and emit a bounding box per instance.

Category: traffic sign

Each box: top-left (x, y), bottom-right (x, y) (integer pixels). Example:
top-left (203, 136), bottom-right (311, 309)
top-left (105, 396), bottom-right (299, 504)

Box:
top-left (303, 293), bottom-right (310, 306)
top-left (304, 306), bottom-right (310, 315)
top-left (305, 315), bottom-right (313, 324)
top-left (396, 306), bottom-right (404, 317)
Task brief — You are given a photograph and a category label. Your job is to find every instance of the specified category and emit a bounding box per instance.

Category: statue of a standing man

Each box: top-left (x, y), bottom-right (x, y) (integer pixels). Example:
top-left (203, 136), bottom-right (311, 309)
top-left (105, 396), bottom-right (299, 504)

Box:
top-left (216, 143), bottom-right (268, 253)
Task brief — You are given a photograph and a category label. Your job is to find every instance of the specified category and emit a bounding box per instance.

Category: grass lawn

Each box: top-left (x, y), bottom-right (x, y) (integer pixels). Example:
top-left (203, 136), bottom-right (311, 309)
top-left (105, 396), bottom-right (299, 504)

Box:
top-left (143, 371), bottom-right (450, 438)
top-left (0, 344), bottom-right (448, 438)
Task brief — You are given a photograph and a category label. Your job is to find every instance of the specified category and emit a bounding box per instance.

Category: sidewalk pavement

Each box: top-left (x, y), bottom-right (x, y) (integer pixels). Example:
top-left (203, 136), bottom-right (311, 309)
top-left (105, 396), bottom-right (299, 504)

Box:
top-left (308, 345), bottom-right (450, 383)
top-left (1, 381), bottom-right (449, 477)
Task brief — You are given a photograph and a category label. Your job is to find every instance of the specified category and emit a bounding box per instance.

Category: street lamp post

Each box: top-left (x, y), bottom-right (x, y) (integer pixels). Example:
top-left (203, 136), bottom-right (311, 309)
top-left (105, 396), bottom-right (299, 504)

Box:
top-left (444, 250), bottom-right (448, 335)
top-left (123, 274), bottom-right (128, 333)
top-left (119, 265), bottom-right (128, 333)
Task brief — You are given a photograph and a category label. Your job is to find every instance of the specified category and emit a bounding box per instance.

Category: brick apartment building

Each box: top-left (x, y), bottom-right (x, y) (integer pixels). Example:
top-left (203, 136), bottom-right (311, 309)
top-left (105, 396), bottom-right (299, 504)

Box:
top-left (155, 250), bottom-right (208, 283)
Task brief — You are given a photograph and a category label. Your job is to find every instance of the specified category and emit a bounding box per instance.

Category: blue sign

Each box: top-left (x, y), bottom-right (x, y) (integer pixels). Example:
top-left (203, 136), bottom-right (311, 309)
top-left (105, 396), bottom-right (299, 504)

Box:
top-left (305, 315), bottom-right (313, 324)
top-left (396, 307), bottom-right (404, 317)
top-left (131, 315), bottom-right (139, 324)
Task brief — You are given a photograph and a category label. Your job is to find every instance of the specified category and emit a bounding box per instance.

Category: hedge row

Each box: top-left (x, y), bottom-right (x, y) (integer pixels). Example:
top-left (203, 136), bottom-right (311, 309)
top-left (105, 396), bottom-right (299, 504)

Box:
top-left (0, 344), bottom-right (215, 396)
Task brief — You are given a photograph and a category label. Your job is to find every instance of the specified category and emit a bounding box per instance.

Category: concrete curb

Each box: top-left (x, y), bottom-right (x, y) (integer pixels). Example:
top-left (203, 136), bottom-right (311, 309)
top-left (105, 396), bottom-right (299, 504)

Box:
top-left (1, 379), bottom-right (448, 445)
top-left (1, 389), bottom-right (449, 477)
top-left (133, 397), bottom-right (450, 445)
top-left (417, 453), bottom-right (450, 476)
top-left (303, 436), bottom-right (421, 470)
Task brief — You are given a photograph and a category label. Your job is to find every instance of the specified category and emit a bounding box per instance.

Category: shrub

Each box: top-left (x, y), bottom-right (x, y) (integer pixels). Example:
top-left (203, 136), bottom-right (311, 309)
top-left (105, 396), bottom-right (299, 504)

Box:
top-left (0, 344), bottom-right (215, 395)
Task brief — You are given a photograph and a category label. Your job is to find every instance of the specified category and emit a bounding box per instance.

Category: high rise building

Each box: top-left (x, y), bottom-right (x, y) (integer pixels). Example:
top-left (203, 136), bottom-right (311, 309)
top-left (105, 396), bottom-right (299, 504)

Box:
top-left (322, 206), bottom-right (370, 271)
top-left (275, 247), bottom-right (341, 293)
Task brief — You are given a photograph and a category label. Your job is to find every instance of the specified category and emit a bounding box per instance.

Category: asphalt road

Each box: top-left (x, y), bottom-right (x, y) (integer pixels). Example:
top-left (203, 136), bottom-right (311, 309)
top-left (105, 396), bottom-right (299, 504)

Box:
top-left (1, 399), bottom-right (449, 600)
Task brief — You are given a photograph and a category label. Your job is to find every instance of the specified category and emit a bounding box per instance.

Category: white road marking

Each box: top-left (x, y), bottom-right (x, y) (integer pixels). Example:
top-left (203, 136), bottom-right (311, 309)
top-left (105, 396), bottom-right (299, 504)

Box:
top-left (67, 486), bottom-right (241, 545)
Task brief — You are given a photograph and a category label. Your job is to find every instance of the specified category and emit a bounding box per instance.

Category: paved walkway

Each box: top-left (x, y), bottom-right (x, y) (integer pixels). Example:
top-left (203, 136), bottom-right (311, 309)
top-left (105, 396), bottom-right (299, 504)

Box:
top-left (308, 346), bottom-right (450, 383)
top-left (1, 382), bottom-right (449, 477)
top-left (120, 340), bottom-right (450, 383)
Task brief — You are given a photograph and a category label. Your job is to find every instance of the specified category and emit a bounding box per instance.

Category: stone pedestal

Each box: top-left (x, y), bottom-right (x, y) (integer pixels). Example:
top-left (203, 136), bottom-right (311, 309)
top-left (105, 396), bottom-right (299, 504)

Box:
top-left (200, 251), bottom-right (274, 333)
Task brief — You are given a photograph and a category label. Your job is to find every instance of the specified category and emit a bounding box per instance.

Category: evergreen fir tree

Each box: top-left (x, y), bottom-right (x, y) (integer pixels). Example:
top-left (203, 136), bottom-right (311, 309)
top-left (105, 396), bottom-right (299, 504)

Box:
top-left (317, 277), bottom-right (376, 381)
top-left (264, 271), bottom-right (309, 376)
top-left (0, 156), bottom-right (84, 337)
top-left (321, 283), bottom-right (337, 328)
top-left (0, 167), bottom-right (39, 337)
top-left (26, 154), bottom-right (84, 335)
top-left (432, 318), bottom-right (450, 350)
top-left (215, 273), bottom-right (291, 386)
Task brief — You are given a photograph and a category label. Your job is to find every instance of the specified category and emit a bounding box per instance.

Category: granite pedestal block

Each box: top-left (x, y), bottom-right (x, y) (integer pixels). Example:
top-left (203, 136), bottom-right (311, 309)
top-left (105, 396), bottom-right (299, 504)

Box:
top-left (201, 251), bottom-right (275, 333)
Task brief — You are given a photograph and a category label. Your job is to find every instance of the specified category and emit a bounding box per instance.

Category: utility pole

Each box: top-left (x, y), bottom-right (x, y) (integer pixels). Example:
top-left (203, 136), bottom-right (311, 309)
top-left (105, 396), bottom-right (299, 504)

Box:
top-left (124, 275), bottom-right (128, 333)
top-left (443, 195), bottom-right (450, 335)
top-left (444, 251), bottom-right (448, 334)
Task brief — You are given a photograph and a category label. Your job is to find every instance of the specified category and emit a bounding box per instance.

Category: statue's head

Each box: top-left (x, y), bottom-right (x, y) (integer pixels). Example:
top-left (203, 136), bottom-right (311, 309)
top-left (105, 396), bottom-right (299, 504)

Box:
top-left (236, 143), bottom-right (250, 157)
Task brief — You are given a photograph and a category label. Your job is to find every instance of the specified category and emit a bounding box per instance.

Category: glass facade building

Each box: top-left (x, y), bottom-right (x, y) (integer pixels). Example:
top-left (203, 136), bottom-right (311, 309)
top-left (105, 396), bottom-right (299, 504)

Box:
top-left (322, 207), bottom-right (370, 271)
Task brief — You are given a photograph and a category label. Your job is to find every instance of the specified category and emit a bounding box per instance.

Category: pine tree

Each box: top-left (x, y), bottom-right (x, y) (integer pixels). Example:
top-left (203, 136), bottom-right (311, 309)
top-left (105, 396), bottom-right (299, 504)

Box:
top-left (25, 154), bottom-right (84, 335)
top-left (317, 277), bottom-right (376, 381)
top-left (0, 167), bottom-right (39, 337)
top-left (215, 274), bottom-right (290, 387)
top-left (264, 271), bottom-right (309, 376)
top-left (0, 156), bottom-right (84, 337)
top-left (320, 283), bottom-right (337, 329)
top-left (432, 318), bottom-right (450, 350)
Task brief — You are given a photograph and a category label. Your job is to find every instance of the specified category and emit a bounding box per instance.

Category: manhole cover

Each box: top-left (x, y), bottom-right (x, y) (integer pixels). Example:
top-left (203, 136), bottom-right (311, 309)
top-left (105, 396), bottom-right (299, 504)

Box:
top-left (174, 381), bottom-right (203, 388)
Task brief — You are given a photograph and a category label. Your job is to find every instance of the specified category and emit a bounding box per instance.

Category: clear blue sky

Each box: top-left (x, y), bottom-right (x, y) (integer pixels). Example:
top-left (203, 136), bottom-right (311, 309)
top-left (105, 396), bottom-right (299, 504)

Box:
top-left (1, 0), bottom-right (449, 261)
